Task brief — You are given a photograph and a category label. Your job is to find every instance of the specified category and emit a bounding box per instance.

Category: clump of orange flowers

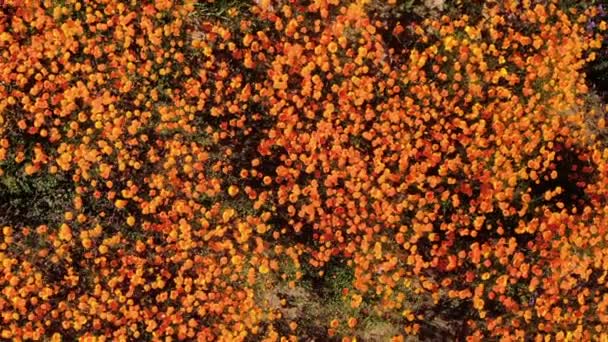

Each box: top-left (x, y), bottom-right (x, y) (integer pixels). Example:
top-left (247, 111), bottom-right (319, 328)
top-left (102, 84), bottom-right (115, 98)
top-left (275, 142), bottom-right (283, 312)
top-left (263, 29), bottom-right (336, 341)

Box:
top-left (0, 0), bottom-right (607, 340)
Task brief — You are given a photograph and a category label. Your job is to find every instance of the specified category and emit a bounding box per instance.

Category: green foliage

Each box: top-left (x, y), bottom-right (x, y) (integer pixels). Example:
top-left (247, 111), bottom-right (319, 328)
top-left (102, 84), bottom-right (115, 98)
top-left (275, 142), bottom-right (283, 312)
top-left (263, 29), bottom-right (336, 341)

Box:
top-left (191, 0), bottom-right (251, 22)
top-left (0, 171), bottom-right (73, 228)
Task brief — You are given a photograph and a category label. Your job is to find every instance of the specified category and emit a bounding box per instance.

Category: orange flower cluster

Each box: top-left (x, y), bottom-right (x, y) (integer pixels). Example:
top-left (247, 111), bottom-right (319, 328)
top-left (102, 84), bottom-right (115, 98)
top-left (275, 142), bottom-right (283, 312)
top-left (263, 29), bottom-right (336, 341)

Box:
top-left (0, 0), bottom-right (607, 340)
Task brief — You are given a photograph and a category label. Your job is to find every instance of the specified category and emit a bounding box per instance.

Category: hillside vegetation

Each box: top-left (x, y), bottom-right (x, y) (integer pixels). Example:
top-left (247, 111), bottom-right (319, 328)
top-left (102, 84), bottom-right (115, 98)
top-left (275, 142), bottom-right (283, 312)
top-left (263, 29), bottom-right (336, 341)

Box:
top-left (1, 0), bottom-right (608, 340)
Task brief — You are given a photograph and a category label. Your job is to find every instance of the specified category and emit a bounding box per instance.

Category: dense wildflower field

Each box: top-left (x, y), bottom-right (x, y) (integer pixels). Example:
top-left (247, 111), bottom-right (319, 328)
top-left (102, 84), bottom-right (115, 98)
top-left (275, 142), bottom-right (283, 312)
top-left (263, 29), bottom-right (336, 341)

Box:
top-left (1, 0), bottom-right (608, 340)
